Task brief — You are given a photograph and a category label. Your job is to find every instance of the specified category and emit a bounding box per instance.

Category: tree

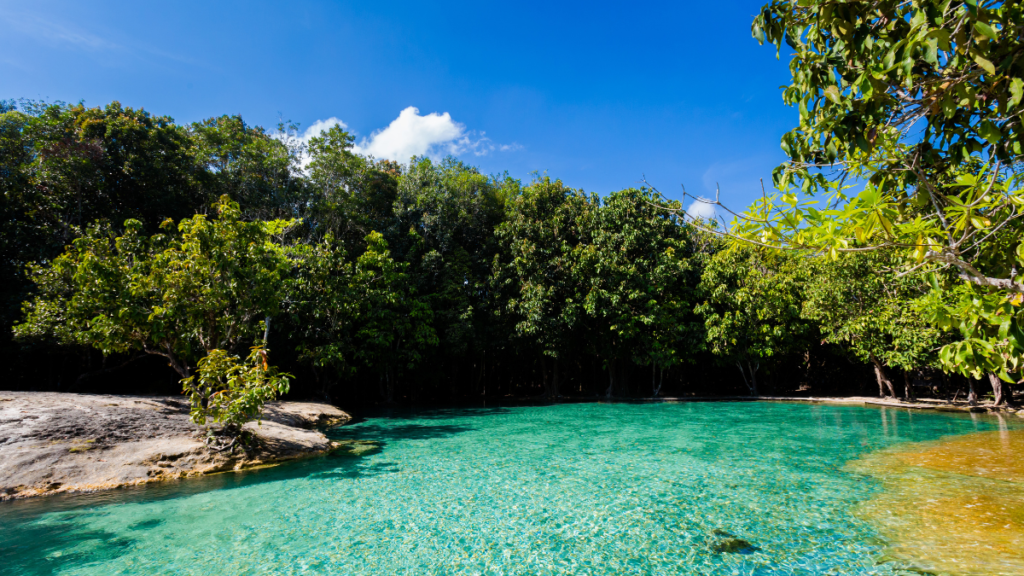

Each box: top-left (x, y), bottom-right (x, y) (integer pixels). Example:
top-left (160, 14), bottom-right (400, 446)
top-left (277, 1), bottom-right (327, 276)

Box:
top-left (1, 102), bottom-right (208, 356)
top-left (182, 345), bottom-right (292, 447)
top-left (190, 114), bottom-right (302, 220)
top-left (285, 237), bottom-right (359, 401)
top-left (923, 283), bottom-right (1021, 404)
top-left (687, 0), bottom-right (1024, 385)
top-left (351, 232), bottom-right (437, 403)
top-left (15, 196), bottom-right (294, 382)
top-left (802, 251), bottom-right (945, 400)
top-left (494, 177), bottom-right (593, 397)
top-left (299, 124), bottom-right (399, 252)
top-left (696, 246), bottom-right (809, 395)
top-left (576, 188), bottom-right (701, 397)
top-left (391, 157), bottom-right (515, 394)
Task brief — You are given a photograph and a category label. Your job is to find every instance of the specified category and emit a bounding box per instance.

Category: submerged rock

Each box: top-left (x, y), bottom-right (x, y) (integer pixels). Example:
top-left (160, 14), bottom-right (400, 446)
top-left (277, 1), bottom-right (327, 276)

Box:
top-left (709, 530), bottom-right (760, 554)
top-left (331, 440), bottom-right (383, 457)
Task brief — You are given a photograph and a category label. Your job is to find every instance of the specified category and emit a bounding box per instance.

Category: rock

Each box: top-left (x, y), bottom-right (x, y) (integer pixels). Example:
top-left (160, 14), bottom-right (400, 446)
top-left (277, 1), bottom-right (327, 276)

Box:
top-left (331, 440), bottom-right (383, 456)
top-left (709, 530), bottom-right (760, 554)
top-left (0, 392), bottom-right (351, 500)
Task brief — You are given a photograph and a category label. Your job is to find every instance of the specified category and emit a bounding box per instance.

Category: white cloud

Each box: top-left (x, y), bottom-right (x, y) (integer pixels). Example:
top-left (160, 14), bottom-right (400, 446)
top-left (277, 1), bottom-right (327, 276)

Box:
top-left (686, 198), bottom-right (717, 221)
top-left (353, 107), bottom-right (464, 161)
top-left (286, 107), bottom-right (520, 167)
top-left (301, 117), bottom-right (349, 142)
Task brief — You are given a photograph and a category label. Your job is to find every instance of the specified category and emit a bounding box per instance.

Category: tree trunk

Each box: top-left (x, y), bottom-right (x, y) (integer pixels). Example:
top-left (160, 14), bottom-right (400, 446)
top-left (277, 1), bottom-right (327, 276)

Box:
top-left (903, 371), bottom-right (916, 402)
top-left (606, 359), bottom-right (616, 398)
top-left (967, 378), bottom-right (978, 406)
top-left (475, 355), bottom-right (487, 397)
top-left (870, 354), bottom-right (898, 399)
top-left (385, 366), bottom-right (395, 404)
top-left (552, 358), bottom-right (560, 398)
top-left (652, 364), bottom-right (665, 397)
top-left (736, 361), bottom-right (759, 396)
top-left (989, 372), bottom-right (1005, 406)
top-left (541, 357), bottom-right (549, 398)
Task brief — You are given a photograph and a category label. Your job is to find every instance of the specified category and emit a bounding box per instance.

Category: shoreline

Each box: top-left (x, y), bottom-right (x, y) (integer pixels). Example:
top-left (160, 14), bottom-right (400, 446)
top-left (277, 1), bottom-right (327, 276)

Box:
top-left (4, 391), bottom-right (1018, 502)
top-left (634, 395), bottom-right (1024, 414)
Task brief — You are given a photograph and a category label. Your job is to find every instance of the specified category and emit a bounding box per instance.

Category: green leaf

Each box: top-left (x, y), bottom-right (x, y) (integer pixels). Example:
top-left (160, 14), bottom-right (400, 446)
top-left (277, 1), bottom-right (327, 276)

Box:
top-left (978, 121), bottom-right (1002, 145)
top-left (1010, 78), bottom-right (1024, 108)
top-left (974, 21), bottom-right (998, 42)
top-left (752, 24), bottom-right (765, 44)
top-left (974, 54), bottom-right (996, 75)
top-left (824, 85), bottom-right (841, 104)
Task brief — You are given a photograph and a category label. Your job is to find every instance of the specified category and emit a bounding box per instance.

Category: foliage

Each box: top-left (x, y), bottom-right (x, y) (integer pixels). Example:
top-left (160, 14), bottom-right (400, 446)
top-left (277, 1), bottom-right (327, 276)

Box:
top-left (577, 188), bottom-right (702, 395)
top-left (924, 283), bottom-right (1024, 380)
top-left (182, 345), bottom-right (292, 430)
top-left (495, 181), bottom-right (701, 396)
top-left (495, 178), bottom-right (592, 365)
top-left (285, 237), bottom-right (359, 399)
top-left (696, 245), bottom-right (809, 394)
top-left (752, 0), bottom-right (1024, 192)
top-left (351, 231), bottom-right (438, 402)
top-left (10, 92), bottom-right (1018, 404)
top-left (716, 0), bottom-right (1024, 383)
top-left (802, 252), bottom-right (944, 397)
top-left (15, 196), bottom-right (294, 378)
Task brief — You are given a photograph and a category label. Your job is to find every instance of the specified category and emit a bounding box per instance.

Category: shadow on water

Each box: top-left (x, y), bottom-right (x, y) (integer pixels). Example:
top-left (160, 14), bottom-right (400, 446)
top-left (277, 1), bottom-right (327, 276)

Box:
top-left (350, 405), bottom-right (513, 422)
top-left (0, 514), bottom-right (136, 576)
top-left (331, 422), bottom-right (477, 442)
top-left (0, 445), bottom-right (377, 521)
top-left (0, 449), bottom-right (403, 575)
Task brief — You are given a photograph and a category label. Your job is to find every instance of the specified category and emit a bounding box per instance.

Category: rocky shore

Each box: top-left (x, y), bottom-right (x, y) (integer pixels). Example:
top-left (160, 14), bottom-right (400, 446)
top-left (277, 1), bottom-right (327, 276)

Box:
top-left (0, 392), bottom-right (350, 500)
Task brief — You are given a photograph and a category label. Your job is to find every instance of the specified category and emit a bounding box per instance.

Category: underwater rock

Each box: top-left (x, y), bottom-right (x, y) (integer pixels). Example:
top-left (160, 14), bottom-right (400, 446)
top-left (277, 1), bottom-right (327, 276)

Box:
top-left (709, 529), bottom-right (760, 554)
top-left (331, 440), bottom-right (382, 457)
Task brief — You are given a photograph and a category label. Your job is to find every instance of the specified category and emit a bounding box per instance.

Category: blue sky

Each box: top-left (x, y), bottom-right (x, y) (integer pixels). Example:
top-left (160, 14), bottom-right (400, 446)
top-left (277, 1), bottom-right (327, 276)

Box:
top-left (1, 0), bottom-right (796, 216)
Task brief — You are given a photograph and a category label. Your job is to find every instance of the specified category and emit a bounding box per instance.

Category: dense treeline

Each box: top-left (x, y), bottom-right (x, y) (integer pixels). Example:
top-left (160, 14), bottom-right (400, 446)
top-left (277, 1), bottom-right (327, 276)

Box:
top-left (2, 97), bottom-right (999, 407)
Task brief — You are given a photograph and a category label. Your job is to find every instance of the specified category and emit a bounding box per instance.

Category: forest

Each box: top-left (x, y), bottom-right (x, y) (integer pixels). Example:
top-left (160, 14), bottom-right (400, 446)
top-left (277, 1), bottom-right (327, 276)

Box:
top-left (2, 0), bottom-right (1022, 418)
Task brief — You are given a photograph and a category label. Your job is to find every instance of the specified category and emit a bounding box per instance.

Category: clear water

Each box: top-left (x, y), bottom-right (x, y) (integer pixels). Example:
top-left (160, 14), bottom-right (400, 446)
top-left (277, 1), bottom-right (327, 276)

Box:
top-left (0, 401), bottom-right (1012, 575)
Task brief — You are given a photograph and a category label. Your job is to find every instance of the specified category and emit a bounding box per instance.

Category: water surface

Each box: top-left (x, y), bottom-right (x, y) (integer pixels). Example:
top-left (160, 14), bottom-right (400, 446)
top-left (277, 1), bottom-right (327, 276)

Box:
top-left (0, 401), bottom-right (1014, 575)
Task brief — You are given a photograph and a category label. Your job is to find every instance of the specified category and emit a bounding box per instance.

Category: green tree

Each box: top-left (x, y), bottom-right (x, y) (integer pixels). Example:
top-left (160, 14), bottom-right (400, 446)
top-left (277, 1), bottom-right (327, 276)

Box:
top-left (577, 188), bottom-right (701, 397)
top-left (190, 115), bottom-right (303, 220)
top-left (285, 237), bottom-right (359, 401)
top-left (710, 0), bottom-right (1024, 385)
top-left (494, 178), bottom-right (594, 397)
top-left (15, 196), bottom-right (294, 382)
top-left (802, 252), bottom-right (945, 400)
top-left (352, 231), bottom-right (438, 403)
top-left (696, 246), bottom-right (808, 395)
top-left (391, 157), bottom-right (515, 394)
top-left (299, 124), bottom-right (400, 252)
top-left (182, 345), bottom-right (292, 445)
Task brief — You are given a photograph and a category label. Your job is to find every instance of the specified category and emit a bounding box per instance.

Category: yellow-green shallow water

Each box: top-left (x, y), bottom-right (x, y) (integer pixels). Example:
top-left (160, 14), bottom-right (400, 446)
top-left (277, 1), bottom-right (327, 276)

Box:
top-left (1, 402), bottom-right (1020, 575)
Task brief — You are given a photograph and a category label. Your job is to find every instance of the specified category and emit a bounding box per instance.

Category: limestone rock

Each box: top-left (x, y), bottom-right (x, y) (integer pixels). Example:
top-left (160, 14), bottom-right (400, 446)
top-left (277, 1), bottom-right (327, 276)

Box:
top-left (0, 392), bottom-right (350, 500)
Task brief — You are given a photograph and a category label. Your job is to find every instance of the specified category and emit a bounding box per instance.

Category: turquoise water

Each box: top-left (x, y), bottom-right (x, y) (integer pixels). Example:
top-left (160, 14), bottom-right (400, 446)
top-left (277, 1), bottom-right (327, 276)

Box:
top-left (0, 401), bottom-right (1011, 575)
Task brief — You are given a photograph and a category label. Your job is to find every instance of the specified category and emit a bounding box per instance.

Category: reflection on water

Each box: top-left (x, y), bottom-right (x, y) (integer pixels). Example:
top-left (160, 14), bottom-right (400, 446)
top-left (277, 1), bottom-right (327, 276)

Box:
top-left (852, 411), bottom-right (1024, 576)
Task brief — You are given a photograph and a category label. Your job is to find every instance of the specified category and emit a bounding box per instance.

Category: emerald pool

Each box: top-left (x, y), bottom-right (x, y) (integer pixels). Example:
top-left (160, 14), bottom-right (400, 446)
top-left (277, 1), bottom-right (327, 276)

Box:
top-left (0, 401), bottom-right (1013, 575)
